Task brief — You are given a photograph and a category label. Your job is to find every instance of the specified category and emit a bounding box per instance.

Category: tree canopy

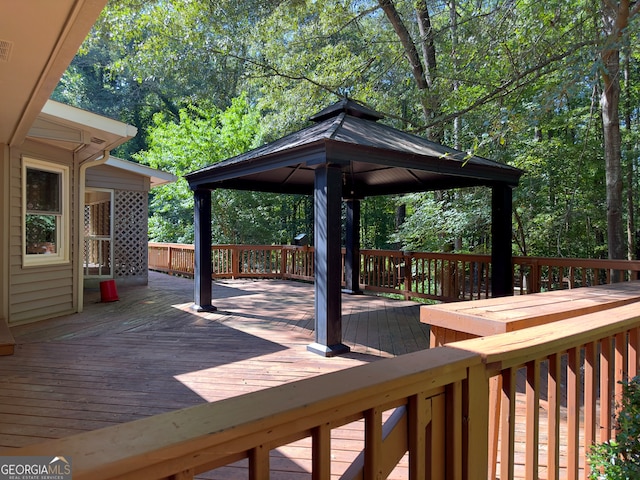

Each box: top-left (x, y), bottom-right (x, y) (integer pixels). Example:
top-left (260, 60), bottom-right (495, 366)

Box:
top-left (54, 0), bottom-right (640, 257)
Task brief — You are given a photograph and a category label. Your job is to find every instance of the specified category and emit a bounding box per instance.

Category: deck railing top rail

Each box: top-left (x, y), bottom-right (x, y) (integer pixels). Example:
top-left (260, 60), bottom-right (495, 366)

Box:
top-left (11, 346), bottom-right (480, 480)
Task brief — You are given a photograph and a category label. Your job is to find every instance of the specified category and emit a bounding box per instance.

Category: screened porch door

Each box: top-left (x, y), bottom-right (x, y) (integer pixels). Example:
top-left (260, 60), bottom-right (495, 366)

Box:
top-left (84, 189), bottom-right (113, 278)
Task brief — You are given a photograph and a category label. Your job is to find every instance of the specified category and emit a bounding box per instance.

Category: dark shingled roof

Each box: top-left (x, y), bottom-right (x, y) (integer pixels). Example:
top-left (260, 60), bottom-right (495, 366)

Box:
top-left (186, 99), bottom-right (523, 197)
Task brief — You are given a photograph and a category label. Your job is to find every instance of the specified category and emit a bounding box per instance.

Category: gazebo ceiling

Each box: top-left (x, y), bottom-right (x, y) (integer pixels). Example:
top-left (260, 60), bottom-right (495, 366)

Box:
top-left (185, 99), bottom-right (523, 198)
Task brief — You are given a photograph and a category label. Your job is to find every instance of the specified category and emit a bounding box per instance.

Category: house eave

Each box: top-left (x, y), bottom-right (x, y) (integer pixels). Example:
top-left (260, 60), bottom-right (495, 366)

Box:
top-left (2, 0), bottom-right (109, 146)
top-left (104, 156), bottom-right (177, 187)
top-left (27, 100), bottom-right (138, 162)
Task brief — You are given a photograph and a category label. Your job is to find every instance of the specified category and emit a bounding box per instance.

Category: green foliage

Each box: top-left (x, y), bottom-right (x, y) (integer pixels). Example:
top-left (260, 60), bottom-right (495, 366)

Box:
top-left (56, 0), bottom-right (640, 256)
top-left (135, 95), bottom-right (264, 243)
top-left (360, 196), bottom-right (399, 250)
top-left (588, 376), bottom-right (640, 479)
top-left (135, 94), bottom-right (313, 244)
top-left (392, 190), bottom-right (491, 253)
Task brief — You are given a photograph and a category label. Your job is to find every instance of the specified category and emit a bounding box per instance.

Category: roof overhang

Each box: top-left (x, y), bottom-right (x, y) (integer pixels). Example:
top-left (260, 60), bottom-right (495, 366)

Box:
top-left (27, 100), bottom-right (138, 162)
top-left (186, 100), bottom-right (523, 198)
top-left (104, 156), bottom-right (177, 188)
top-left (0, 0), bottom-right (108, 146)
top-left (186, 139), bottom-right (523, 198)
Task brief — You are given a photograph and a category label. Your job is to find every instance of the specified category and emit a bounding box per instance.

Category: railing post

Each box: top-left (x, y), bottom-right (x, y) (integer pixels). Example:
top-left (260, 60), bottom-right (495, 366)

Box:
top-left (280, 246), bottom-right (286, 279)
top-left (403, 252), bottom-right (412, 300)
top-left (530, 259), bottom-right (540, 294)
top-left (168, 245), bottom-right (174, 276)
top-left (232, 246), bottom-right (240, 279)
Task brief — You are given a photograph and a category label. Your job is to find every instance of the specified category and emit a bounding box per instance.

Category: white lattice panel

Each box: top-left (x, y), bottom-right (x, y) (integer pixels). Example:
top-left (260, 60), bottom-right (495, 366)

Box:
top-left (114, 190), bottom-right (148, 280)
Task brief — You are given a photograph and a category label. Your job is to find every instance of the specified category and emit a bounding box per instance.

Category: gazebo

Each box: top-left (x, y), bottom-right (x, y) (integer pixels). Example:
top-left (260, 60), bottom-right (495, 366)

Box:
top-left (186, 99), bottom-right (523, 356)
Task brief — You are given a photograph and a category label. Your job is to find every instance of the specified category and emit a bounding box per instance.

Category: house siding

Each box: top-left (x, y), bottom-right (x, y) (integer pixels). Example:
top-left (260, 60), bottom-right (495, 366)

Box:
top-left (1, 144), bottom-right (9, 324)
top-left (8, 141), bottom-right (76, 325)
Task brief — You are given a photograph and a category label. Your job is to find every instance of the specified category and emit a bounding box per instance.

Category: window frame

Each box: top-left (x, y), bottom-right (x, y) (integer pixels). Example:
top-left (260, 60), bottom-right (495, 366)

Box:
top-left (22, 157), bottom-right (70, 266)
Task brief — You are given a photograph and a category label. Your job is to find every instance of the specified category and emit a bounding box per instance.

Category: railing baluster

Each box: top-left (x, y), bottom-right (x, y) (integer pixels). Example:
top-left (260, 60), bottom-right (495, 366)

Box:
top-left (567, 347), bottom-right (580, 479)
top-left (408, 393), bottom-right (429, 479)
top-left (525, 359), bottom-right (540, 479)
top-left (600, 337), bottom-right (613, 443)
top-left (500, 368), bottom-right (516, 480)
top-left (431, 393), bottom-right (446, 479)
top-left (446, 380), bottom-right (463, 480)
top-left (167, 470), bottom-right (194, 480)
top-left (364, 407), bottom-right (382, 480)
top-left (487, 376), bottom-right (501, 480)
top-left (547, 353), bottom-right (561, 480)
top-left (249, 445), bottom-right (270, 480)
top-left (615, 332), bottom-right (627, 418)
top-left (584, 342), bottom-right (598, 479)
top-left (629, 327), bottom-right (639, 378)
top-left (312, 424), bottom-right (331, 480)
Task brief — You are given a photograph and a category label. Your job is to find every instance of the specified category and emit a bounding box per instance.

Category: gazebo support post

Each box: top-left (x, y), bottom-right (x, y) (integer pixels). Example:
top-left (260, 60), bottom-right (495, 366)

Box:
top-left (192, 188), bottom-right (216, 312)
top-left (308, 164), bottom-right (350, 357)
top-left (343, 198), bottom-right (362, 295)
top-left (491, 183), bottom-right (514, 298)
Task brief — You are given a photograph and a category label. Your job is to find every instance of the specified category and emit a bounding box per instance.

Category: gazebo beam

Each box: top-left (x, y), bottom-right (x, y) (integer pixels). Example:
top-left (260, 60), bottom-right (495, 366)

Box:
top-left (308, 164), bottom-right (350, 357)
top-left (491, 184), bottom-right (514, 298)
top-left (192, 188), bottom-right (216, 312)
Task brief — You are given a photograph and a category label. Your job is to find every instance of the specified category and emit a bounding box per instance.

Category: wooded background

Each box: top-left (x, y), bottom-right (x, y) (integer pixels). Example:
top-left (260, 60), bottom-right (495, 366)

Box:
top-left (53, 0), bottom-right (640, 260)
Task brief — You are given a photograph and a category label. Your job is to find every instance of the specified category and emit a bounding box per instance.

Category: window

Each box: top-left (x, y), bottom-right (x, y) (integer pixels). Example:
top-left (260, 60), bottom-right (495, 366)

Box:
top-left (23, 158), bottom-right (69, 265)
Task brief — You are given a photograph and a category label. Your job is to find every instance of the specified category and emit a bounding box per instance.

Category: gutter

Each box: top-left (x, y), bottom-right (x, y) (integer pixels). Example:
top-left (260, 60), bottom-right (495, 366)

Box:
top-left (76, 150), bottom-right (110, 313)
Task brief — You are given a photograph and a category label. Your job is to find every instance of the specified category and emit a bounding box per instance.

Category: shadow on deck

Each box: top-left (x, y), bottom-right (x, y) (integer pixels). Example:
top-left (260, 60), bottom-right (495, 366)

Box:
top-left (1, 271), bottom-right (428, 469)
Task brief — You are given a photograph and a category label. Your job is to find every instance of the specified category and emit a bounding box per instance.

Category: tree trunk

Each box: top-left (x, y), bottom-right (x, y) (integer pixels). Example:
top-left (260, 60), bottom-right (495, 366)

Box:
top-left (623, 37), bottom-right (635, 259)
top-left (600, 1), bottom-right (636, 262)
top-left (448, 0), bottom-right (460, 149)
top-left (378, 0), bottom-right (430, 122)
top-left (379, 0), bottom-right (445, 140)
top-left (601, 67), bottom-right (624, 261)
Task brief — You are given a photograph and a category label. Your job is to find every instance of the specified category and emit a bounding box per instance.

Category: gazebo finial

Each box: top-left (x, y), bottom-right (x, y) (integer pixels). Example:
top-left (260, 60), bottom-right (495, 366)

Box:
top-left (309, 98), bottom-right (384, 123)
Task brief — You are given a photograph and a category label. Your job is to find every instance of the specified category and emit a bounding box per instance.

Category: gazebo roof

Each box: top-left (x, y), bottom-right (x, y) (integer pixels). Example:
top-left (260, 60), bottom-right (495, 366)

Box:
top-left (186, 98), bottom-right (523, 197)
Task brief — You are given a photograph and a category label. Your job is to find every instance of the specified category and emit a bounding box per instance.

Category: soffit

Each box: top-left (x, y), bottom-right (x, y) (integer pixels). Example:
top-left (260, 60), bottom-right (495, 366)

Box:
top-left (104, 156), bottom-right (177, 187)
top-left (0, 0), bottom-right (108, 146)
top-left (27, 100), bottom-right (138, 162)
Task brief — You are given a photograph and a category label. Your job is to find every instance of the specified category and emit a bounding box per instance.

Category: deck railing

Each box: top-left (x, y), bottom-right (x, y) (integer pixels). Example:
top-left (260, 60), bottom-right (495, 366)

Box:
top-left (13, 299), bottom-right (640, 479)
top-left (452, 302), bottom-right (640, 479)
top-left (149, 243), bottom-right (640, 300)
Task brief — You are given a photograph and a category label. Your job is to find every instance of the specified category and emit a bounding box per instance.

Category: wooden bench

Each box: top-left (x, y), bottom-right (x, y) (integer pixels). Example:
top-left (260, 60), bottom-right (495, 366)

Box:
top-left (421, 280), bottom-right (640, 348)
top-left (421, 281), bottom-right (640, 479)
top-left (0, 319), bottom-right (15, 355)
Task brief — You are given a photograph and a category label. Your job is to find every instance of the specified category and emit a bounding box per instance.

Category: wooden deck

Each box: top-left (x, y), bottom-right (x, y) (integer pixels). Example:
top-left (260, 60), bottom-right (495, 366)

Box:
top-left (0, 272), bottom-right (428, 478)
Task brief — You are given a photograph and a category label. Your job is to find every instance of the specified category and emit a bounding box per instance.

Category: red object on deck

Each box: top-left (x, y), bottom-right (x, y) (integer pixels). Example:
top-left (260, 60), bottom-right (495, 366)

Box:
top-left (100, 280), bottom-right (119, 302)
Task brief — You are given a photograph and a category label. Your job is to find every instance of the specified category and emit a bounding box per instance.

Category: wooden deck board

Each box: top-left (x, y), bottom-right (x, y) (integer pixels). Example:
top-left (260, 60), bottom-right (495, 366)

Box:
top-left (0, 272), bottom-right (586, 478)
top-left (1, 272), bottom-right (428, 478)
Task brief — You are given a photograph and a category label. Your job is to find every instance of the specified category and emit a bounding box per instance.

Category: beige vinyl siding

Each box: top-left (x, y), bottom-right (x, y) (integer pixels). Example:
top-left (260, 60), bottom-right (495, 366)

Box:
top-left (86, 164), bottom-right (150, 191)
top-left (9, 141), bottom-right (75, 325)
top-left (0, 144), bottom-right (9, 323)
